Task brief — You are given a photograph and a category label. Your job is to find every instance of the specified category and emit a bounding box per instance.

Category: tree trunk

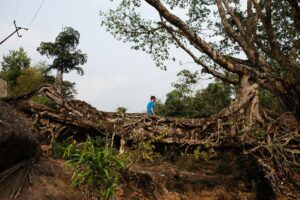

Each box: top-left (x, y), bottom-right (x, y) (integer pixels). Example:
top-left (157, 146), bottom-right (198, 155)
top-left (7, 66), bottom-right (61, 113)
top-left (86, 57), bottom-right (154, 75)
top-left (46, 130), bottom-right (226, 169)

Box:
top-left (236, 73), bottom-right (262, 124)
top-left (55, 70), bottom-right (63, 97)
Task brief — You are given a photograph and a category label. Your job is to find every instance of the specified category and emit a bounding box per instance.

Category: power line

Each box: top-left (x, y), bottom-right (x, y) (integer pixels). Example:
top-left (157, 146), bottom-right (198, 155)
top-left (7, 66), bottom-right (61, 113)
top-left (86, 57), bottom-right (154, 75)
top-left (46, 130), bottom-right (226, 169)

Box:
top-left (2, 0), bottom-right (46, 47)
top-left (27, 0), bottom-right (46, 28)
top-left (13, 0), bottom-right (47, 43)
top-left (2, 0), bottom-right (21, 37)
top-left (14, 0), bottom-right (21, 20)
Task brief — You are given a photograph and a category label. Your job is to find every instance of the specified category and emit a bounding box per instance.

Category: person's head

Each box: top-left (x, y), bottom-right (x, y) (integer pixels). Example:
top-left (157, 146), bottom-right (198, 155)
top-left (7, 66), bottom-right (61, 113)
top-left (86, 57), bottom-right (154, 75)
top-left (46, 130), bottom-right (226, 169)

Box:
top-left (150, 95), bottom-right (156, 102)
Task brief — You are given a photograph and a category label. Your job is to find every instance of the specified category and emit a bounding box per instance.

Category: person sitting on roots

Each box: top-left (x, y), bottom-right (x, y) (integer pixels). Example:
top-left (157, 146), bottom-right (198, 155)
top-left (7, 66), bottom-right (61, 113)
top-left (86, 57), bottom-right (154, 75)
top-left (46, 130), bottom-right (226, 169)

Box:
top-left (147, 95), bottom-right (156, 117)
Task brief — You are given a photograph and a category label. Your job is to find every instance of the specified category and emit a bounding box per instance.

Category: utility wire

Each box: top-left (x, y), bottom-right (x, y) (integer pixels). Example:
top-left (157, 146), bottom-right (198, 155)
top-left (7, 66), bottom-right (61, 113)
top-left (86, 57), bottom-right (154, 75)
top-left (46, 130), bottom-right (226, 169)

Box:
top-left (27, 0), bottom-right (46, 28)
top-left (2, 0), bottom-right (46, 47)
top-left (2, 0), bottom-right (21, 37)
top-left (14, 0), bottom-right (21, 20)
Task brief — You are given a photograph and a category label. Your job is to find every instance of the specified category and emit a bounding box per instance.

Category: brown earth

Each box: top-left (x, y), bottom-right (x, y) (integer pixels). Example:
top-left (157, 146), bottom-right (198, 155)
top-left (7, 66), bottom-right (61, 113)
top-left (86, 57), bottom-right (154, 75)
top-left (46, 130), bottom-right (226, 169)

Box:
top-left (0, 158), bottom-right (74, 200)
top-left (116, 151), bottom-right (270, 200)
top-left (0, 149), bottom-right (277, 200)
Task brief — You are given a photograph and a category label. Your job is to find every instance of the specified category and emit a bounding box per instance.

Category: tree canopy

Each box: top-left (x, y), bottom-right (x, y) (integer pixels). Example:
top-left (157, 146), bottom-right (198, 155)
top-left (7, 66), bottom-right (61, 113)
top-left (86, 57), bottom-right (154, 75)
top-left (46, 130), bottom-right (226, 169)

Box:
top-left (0, 47), bottom-right (31, 87)
top-left (37, 27), bottom-right (87, 95)
top-left (156, 70), bottom-right (232, 118)
top-left (100, 0), bottom-right (300, 118)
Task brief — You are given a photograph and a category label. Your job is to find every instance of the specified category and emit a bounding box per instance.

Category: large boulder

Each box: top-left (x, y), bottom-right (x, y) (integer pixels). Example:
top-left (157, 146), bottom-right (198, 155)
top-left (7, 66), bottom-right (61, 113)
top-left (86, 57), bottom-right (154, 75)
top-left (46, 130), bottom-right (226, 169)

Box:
top-left (0, 100), bottom-right (38, 171)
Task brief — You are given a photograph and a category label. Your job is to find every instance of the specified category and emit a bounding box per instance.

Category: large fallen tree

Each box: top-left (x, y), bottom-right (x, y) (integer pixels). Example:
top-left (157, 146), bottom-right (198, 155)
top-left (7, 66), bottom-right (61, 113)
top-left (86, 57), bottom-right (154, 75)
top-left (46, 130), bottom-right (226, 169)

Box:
top-left (1, 84), bottom-right (299, 199)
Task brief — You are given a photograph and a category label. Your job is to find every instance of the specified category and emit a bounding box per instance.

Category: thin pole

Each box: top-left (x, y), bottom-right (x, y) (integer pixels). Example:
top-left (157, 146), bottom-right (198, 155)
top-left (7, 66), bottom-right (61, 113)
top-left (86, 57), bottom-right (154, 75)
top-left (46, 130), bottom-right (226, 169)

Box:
top-left (0, 21), bottom-right (28, 45)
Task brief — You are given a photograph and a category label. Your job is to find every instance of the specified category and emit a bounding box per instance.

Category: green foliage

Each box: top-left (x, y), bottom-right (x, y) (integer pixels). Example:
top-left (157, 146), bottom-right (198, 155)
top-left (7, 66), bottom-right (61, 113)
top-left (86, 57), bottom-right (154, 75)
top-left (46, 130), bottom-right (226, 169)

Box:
top-left (63, 137), bottom-right (125, 199)
top-left (0, 47), bottom-right (78, 99)
top-left (160, 89), bottom-right (186, 117)
top-left (31, 95), bottom-right (53, 106)
top-left (0, 47), bottom-right (31, 87)
top-left (37, 27), bottom-right (87, 96)
top-left (172, 70), bottom-right (200, 96)
top-left (193, 145), bottom-right (210, 161)
top-left (101, 0), bottom-right (298, 73)
top-left (193, 148), bottom-right (200, 160)
top-left (37, 27), bottom-right (87, 75)
top-left (127, 132), bottom-right (167, 163)
top-left (192, 82), bottom-right (232, 118)
top-left (10, 67), bottom-right (45, 96)
top-left (62, 80), bottom-right (78, 99)
top-left (116, 106), bottom-right (127, 114)
top-left (259, 88), bottom-right (281, 113)
top-left (53, 137), bottom-right (74, 159)
top-left (100, 0), bottom-right (300, 116)
top-left (156, 70), bottom-right (232, 118)
top-left (100, 1), bottom-right (173, 69)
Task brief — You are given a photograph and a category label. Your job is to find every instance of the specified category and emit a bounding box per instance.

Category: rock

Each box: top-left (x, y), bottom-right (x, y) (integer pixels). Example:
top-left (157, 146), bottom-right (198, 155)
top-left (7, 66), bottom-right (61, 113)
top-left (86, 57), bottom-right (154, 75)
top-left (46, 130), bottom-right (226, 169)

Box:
top-left (0, 100), bottom-right (39, 172)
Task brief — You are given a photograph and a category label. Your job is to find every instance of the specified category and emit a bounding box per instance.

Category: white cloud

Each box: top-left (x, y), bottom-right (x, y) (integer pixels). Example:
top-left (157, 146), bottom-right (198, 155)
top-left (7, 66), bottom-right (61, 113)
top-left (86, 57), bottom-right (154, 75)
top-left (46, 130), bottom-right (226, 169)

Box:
top-left (75, 74), bottom-right (129, 102)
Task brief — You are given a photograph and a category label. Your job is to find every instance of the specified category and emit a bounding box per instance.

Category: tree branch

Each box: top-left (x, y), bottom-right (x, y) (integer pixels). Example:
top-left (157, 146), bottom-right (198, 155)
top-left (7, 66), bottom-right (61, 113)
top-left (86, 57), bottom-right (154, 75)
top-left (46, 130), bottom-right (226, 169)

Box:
top-left (222, 0), bottom-right (248, 40)
top-left (161, 23), bottom-right (239, 85)
top-left (263, 0), bottom-right (290, 67)
top-left (287, 0), bottom-right (300, 33)
top-left (247, 0), bottom-right (259, 45)
top-left (144, 0), bottom-right (252, 75)
top-left (216, 0), bottom-right (271, 73)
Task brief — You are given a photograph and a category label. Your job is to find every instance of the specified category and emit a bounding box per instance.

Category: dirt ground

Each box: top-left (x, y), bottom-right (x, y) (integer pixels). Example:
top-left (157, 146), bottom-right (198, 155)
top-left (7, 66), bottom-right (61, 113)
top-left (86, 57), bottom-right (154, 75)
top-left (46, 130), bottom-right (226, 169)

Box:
top-left (0, 158), bottom-right (75, 200)
top-left (0, 151), bottom-right (272, 200)
top-left (117, 152), bottom-right (259, 200)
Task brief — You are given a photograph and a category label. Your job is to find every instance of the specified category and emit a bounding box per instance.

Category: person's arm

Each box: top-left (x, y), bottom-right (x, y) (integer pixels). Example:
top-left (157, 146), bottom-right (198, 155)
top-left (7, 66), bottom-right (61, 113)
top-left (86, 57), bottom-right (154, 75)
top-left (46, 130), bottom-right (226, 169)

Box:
top-left (151, 107), bottom-right (155, 116)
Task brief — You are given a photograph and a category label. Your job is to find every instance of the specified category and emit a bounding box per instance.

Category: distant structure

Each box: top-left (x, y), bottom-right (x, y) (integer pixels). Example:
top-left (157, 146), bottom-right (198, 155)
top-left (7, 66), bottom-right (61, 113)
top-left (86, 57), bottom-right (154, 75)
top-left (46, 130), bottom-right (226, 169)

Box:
top-left (0, 78), bottom-right (8, 97)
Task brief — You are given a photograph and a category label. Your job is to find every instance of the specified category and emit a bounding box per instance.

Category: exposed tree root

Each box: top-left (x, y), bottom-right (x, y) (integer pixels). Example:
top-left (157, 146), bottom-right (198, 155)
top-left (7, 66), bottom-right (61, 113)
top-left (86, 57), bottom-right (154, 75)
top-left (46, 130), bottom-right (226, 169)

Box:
top-left (1, 84), bottom-right (300, 199)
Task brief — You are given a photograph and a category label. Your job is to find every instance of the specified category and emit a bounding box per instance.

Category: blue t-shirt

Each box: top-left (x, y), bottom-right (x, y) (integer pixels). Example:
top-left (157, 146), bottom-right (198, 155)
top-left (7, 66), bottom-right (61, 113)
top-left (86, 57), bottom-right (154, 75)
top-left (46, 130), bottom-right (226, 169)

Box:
top-left (147, 101), bottom-right (155, 116)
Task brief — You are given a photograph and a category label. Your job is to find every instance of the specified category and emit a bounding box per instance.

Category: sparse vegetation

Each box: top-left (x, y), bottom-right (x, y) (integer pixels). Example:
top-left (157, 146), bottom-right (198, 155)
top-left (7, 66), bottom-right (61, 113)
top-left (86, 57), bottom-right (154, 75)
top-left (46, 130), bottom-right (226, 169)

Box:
top-left (116, 106), bottom-right (127, 114)
top-left (63, 137), bottom-right (126, 199)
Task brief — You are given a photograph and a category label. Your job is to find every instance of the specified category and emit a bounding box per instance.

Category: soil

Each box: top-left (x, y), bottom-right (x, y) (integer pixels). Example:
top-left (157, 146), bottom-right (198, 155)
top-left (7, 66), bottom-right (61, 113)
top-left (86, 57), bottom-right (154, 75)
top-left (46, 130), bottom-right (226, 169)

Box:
top-left (0, 158), bottom-right (75, 200)
top-left (0, 150), bottom-right (273, 200)
top-left (116, 151), bottom-right (266, 200)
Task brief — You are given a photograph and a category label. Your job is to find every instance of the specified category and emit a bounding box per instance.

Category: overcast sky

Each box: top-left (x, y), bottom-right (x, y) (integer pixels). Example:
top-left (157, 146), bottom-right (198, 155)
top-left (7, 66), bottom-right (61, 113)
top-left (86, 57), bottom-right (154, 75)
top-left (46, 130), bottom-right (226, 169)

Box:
top-left (0, 0), bottom-right (210, 112)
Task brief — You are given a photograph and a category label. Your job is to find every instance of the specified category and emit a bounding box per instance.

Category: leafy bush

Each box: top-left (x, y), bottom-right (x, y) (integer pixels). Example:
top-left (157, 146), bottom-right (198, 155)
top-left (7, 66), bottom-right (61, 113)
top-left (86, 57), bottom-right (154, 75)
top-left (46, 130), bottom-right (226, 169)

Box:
top-left (156, 79), bottom-right (233, 118)
top-left (116, 106), bottom-right (127, 114)
top-left (126, 132), bottom-right (167, 166)
top-left (63, 138), bottom-right (126, 199)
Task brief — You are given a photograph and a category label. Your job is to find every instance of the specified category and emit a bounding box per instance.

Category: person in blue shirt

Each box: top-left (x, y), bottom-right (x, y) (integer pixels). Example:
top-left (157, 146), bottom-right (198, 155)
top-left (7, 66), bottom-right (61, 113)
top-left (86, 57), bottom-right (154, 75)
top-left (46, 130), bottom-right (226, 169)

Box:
top-left (147, 96), bottom-right (156, 116)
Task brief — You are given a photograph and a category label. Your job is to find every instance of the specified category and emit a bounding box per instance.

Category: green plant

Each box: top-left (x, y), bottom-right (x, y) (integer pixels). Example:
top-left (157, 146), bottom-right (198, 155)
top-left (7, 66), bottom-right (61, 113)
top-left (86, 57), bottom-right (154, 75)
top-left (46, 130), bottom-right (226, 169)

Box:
top-left (52, 137), bottom-right (74, 159)
top-left (127, 132), bottom-right (168, 164)
top-left (63, 137), bottom-right (126, 199)
top-left (194, 145), bottom-right (210, 161)
top-left (31, 95), bottom-right (53, 106)
top-left (193, 148), bottom-right (200, 160)
top-left (116, 106), bottom-right (127, 114)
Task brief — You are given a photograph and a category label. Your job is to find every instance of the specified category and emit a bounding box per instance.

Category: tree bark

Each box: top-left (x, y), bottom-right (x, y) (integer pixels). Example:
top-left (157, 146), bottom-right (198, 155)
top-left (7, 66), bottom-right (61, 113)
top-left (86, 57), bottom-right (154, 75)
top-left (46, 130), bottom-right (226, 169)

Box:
top-left (55, 70), bottom-right (63, 97)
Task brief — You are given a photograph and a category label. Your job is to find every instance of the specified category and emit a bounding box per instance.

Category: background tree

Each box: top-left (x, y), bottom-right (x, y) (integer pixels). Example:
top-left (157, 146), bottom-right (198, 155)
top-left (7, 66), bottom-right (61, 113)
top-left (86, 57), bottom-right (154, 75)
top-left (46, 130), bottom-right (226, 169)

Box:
top-left (192, 82), bottom-right (232, 118)
top-left (0, 47), bottom-right (31, 90)
top-left (1, 48), bottom-right (78, 100)
top-left (156, 69), bottom-right (233, 118)
top-left (37, 27), bottom-right (87, 96)
top-left (11, 67), bottom-right (45, 96)
top-left (172, 69), bottom-right (200, 97)
top-left (101, 0), bottom-right (300, 119)
top-left (36, 61), bottom-right (78, 99)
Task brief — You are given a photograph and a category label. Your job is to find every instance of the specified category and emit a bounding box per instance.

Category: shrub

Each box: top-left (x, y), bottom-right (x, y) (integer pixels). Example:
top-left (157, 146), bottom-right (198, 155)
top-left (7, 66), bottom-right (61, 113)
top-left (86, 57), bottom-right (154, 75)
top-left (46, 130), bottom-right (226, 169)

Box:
top-left (63, 137), bottom-right (126, 199)
top-left (116, 106), bottom-right (127, 114)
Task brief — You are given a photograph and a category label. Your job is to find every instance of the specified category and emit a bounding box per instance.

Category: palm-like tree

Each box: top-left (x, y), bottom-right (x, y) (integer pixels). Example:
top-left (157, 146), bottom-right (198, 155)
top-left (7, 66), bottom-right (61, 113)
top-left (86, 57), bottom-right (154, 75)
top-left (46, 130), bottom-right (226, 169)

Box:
top-left (37, 27), bottom-right (87, 96)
